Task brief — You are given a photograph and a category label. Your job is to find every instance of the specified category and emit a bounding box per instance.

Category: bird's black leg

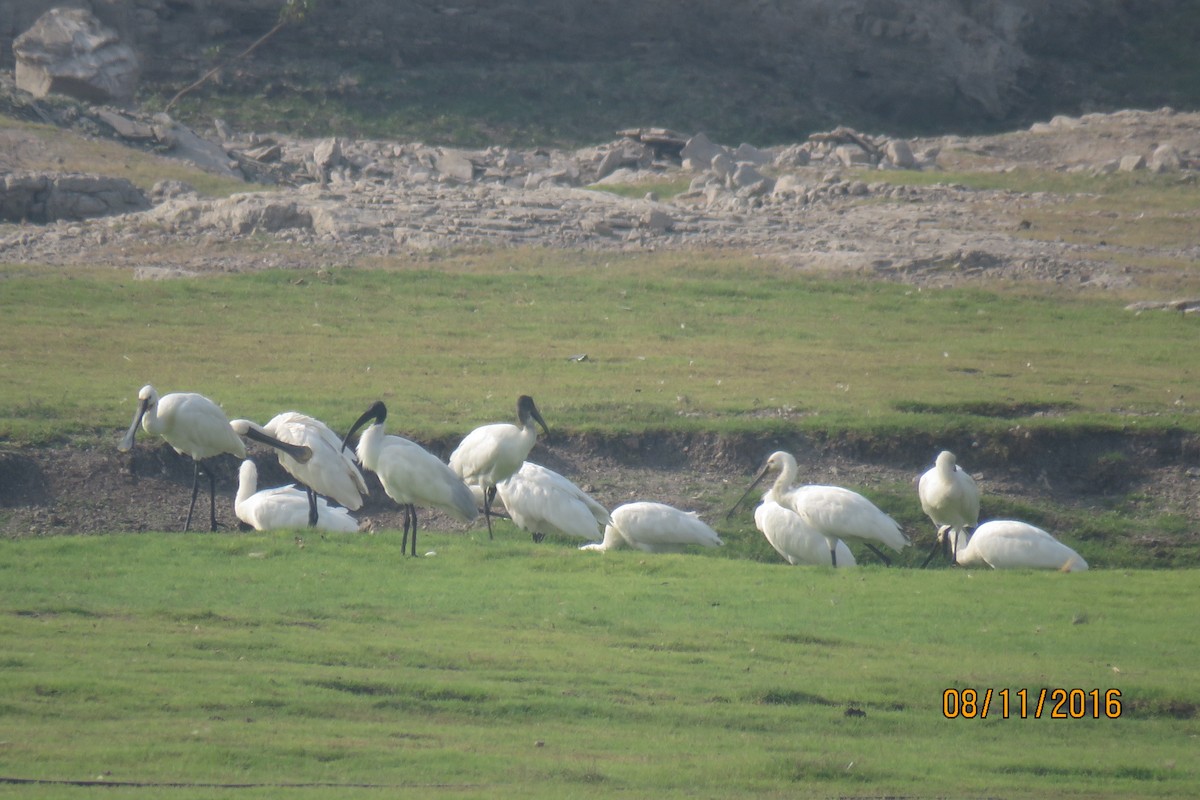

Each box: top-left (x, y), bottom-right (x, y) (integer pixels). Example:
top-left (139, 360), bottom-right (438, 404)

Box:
top-left (184, 460), bottom-right (202, 532)
top-left (401, 505), bottom-right (411, 554)
top-left (207, 466), bottom-right (218, 532)
top-left (307, 488), bottom-right (319, 528)
top-left (863, 543), bottom-right (892, 566)
top-left (483, 485), bottom-right (496, 539)
top-left (920, 535), bottom-right (943, 568)
top-left (829, 542), bottom-right (838, 568)
top-left (408, 504), bottom-right (418, 557)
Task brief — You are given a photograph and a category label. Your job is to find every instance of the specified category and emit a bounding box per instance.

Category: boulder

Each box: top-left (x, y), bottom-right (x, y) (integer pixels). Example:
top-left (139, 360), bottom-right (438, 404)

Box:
top-left (884, 139), bottom-right (916, 168)
top-left (12, 8), bottom-right (139, 104)
top-left (1118, 154), bottom-right (1146, 172)
top-left (1, 172), bottom-right (148, 222)
top-left (681, 133), bottom-right (728, 170)
top-left (1148, 143), bottom-right (1182, 173)
top-left (835, 144), bottom-right (874, 167)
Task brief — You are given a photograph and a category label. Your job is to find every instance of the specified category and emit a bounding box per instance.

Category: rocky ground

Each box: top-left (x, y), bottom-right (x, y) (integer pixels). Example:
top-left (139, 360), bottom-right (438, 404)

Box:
top-left (2, 95), bottom-right (1200, 555)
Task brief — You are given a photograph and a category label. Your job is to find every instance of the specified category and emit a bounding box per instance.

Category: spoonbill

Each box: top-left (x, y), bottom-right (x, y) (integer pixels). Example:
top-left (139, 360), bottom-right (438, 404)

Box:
top-left (955, 520), bottom-right (1088, 571)
top-left (917, 450), bottom-right (980, 565)
top-left (235, 460), bottom-right (359, 533)
top-left (449, 395), bottom-right (549, 538)
top-left (118, 384), bottom-right (311, 531)
top-left (342, 400), bottom-right (478, 556)
top-left (580, 501), bottom-right (722, 553)
top-left (730, 450), bottom-right (908, 567)
top-left (495, 461), bottom-right (610, 542)
top-left (754, 499), bottom-right (856, 567)
top-left (231, 412), bottom-right (368, 527)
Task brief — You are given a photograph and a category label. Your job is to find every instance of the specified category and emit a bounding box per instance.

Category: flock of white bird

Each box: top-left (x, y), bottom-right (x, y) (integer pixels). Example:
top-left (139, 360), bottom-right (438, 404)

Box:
top-left (118, 385), bottom-right (1088, 571)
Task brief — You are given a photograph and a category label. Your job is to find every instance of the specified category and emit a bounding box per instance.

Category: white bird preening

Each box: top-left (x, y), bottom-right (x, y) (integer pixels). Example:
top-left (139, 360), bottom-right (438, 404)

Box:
top-left (580, 501), bottom-right (722, 553)
top-left (917, 450), bottom-right (981, 566)
top-left (754, 499), bottom-right (857, 567)
top-left (231, 412), bottom-right (368, 528)
top-left (342, 400), bottom-right (478, 556)
top-left (729, 450), bottom-right (908, 567)
top-left (235, 460), bottom-right (359, 533)
top-left (449, 395), bottom-right (550, 539)
top-left (496, 461), bottom-right (611, 543)
top-left (118, 384), bottom-right (311, 532)
top-left (955, 520), bottom-right (1088, 572)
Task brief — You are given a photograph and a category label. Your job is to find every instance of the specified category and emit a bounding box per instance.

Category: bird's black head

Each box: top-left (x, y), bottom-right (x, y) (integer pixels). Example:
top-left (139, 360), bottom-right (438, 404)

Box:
top-left (518, 395), bottom-right (550, 437)
top-left (342, 400), bottom-right (388, 452)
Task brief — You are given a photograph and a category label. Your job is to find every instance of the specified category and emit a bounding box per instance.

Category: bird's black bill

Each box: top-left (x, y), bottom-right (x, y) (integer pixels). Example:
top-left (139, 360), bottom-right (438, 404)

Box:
top-left (241, 425), bottom-right (313, 464)
top-left (726, 463), bottom-right (770, 519)
top-left (341, 401), bottom-right (387, 453)
top-left (117, 398), bottom-right (149, 452)
top-left (518, 395), bottom-right (551, 439)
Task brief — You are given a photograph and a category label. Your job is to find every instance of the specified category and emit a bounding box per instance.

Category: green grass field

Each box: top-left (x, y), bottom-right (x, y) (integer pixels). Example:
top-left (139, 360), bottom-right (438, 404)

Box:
top-left (2, 251), bottom-right (1198, 444)
top-left (1, 532), bottom-right (1196, 798)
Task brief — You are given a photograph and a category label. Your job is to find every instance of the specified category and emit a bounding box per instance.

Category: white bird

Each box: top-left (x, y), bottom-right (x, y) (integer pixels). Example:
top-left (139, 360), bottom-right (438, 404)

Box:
top-left (917, 450), bottom-right (981, 565)
top-left (581, 501), bottom-right (722, 553)
top-left (231, 412), bottom-right (368, 527)
top-left (118, 384), bottom-right (310, 531)
top-left (342, 400), bottom-right (478, 556)
top-left (956, 520), bottom-right (1088, 572)
top-left (754, 499), bottom-right (856, 567)
top-left (234, 460), bottom-right (359, 533)
top-left (495, 461), bottom-right (611, 543)
top-left (731, 450), bottom-right (908, 567)
top-left (449, 395), bottom-right (550, 538)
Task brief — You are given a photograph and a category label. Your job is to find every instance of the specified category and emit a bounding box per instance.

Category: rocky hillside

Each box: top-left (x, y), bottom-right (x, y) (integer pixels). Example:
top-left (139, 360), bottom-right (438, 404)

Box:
top-left (4, 0), bottom-right (1199, 144)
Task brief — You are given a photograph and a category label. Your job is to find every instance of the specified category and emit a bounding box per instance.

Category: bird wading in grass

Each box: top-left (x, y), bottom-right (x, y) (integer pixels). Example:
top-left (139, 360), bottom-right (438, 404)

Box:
top-left (730, 450), bottom-right (908, 567)
top-left (495, 461), bottom-right (611, 543)
top-left (580, 501), bottom-right (722, 553)
top-left (342, 400), bottom-right (478, 557)
top-left (917, 450), bottom-right (981, 566)
top-left (955, 520), bottom-right (1088, 572)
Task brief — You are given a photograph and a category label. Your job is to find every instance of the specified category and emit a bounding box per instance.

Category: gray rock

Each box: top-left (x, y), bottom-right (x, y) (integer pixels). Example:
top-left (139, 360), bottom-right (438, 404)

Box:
top-left (710, 152), bottom-right (736, 180)
top-left (436, 148), bottom-right (476, 182)
top-left (13, 8), bottom-right (139, 104)
top-left (1148, 143), bottom-right (1182, 173)
top-left (681, 133), bottom-right (728, 169)
top-left (835, 144), bottom-right (874, 167)
top-left (1118, 154), bottom-right (1146, 172)
top-left (733, 143), bottom-right (770, 166)
top-left (1, 172), bottom-right (147, 222)
top-left (884, 139), bottom-right (916, 168)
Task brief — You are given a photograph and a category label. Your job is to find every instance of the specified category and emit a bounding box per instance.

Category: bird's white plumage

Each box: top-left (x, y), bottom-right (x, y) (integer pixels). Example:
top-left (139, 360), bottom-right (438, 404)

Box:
top-left (581, 501), bottom-right (722, 553)
top-left (234, 412), bottom-right (367, 510)
top-left (125, 385), bottom-right (246, 461)
top-left (918, 450), bottom-right (980, 557)
top-left (235, 460), bottom-right (359, 533)
top-left (497, 462), bottom-right (611, 541)
top-left (356, 422), bottom-right (478, 524)
top-left (956, 520), bottom-right (1088, 571)
top-left (751, 451), bottom-right (908, 565)
top-left (754, 499), bottom-right (856, 567)
top-left (449, 395), bottom-right (549, 537)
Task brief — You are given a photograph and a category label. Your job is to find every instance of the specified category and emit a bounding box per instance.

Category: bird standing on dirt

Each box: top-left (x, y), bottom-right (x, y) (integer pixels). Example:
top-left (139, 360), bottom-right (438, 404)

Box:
top-left (449, 395), bottom-right (549, 538)
top-left (917, 450), bottom-right (980, 565)
top-left (231, 412), bottom-right (367, 527)
top-left (118, 384), bottom-right (310, 531)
